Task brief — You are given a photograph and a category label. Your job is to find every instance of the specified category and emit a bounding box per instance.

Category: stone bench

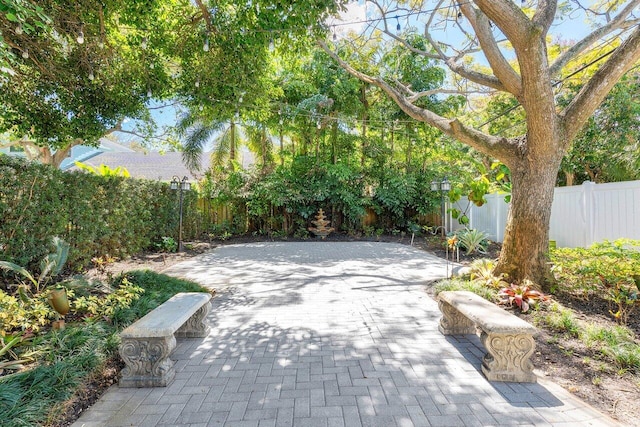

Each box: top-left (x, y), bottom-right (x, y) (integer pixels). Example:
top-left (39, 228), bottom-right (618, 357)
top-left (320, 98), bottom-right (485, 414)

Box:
top-left (438, 290), bottom-right (537, 383)
top-left (119, 292), bottom-right (212, 387)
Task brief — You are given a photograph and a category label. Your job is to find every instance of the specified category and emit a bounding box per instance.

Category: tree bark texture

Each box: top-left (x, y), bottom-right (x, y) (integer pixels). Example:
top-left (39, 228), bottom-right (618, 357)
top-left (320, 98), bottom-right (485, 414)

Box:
top-left (496, 145), bottom-right (563, 288)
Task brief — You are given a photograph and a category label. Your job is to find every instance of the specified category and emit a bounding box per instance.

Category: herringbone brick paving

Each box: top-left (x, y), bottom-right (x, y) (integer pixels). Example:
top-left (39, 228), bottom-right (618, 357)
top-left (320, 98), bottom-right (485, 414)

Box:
top-left (72, 242), bottom-right (622, 426)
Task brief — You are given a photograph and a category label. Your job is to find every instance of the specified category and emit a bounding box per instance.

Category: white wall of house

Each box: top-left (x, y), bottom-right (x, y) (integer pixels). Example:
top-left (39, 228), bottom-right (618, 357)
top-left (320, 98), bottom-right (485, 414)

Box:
top-left (450, 180), bottom-right (640, 248)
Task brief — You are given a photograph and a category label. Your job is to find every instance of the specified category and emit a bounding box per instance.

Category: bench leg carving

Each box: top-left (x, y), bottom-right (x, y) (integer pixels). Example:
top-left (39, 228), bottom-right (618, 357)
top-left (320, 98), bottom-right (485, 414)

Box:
top-left (119, 335), bottom-right (176, 387)
top-left (480, 332), bottom-right (536, 383)
top-left (176, 302), bottom-right (211, 338)
top-left (438, 299), bottom-right (476, 335)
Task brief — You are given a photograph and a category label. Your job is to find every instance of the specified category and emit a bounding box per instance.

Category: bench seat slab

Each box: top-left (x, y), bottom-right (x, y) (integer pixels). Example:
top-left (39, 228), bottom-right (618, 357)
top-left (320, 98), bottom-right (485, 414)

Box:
top-left (119, 335), bottom-right (176, 387)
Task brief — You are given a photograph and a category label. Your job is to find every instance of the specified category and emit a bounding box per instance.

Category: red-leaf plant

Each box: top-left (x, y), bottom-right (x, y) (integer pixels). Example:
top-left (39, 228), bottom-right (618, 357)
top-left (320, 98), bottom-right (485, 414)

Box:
top-left (498, 281), bottom-right (550, 313)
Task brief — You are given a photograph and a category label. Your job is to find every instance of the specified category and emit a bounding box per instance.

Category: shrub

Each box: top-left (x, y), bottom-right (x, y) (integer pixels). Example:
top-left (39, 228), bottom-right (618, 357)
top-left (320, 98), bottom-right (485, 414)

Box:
top-left (434, 278), bottom-right (496, 302)
top-left (155, 236), bottom-right (178, 253)
top-left (0, 290), bottom-right (55, 333)
top-left (0, 156), bottom-right (202, 274)
top-left (109, 270), bottom-right (209, 328)
top-left (72, 277), bottom-right (144, 320)
top-left (602, 344), bottom-right (640, 373)
top-left (534, 302), bottom-right (580, 337)
top-left (0, 271), bottom-right (209, 426)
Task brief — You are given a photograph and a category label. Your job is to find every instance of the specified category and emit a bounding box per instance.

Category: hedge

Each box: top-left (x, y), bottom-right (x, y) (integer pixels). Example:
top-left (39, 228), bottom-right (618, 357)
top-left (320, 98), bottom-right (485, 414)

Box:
top-left (0, 156), bottom-right (200, 273)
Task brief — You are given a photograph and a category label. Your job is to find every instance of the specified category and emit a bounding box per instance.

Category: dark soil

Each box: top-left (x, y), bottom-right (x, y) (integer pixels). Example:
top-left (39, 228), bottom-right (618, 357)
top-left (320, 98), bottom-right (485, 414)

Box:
top-left (55, 234), bottom-right (638, 426)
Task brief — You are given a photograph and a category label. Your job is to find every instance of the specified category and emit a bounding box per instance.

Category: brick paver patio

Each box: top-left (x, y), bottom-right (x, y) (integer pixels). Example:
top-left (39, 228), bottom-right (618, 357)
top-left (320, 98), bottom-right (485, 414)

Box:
top-left (72, 242), bottom-right (621, 426)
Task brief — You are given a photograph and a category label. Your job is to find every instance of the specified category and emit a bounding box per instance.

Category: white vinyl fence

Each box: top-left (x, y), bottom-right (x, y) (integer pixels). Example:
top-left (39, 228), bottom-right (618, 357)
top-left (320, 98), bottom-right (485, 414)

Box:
top-left (449, 180), bottom-right (640, 248)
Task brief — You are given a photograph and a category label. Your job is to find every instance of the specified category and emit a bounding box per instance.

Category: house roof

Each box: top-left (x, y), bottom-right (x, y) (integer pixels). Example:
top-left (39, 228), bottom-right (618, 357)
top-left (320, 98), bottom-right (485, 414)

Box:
top-left (69, 151), bottom-right (210, 181)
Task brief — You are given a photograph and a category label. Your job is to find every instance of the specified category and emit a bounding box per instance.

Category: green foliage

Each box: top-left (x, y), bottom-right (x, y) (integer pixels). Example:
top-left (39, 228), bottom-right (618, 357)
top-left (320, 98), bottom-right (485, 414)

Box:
top-left (602, 344), bottom-right (640, 373)
top-left (0, 156), bottom-right (199, 274)
top-left (109, 270), bottom-right (209, 328)
top-left (0, 236), bottom-right (72, 332)
top-left (72, 277), bottom-right (144, 320)
top-left (0, 290), bottom-right (55, 333)
top-left (534, 302), bottom-right (581, 337)
top-left (466, 176), bottom-right (491, 207)
top-left (0, 322), bottom-right (114, 427)
top-left (74, 162), bottom-right (131, 178)
top-left (560, 76), bottom-right (640, 184)
top-left (155, 237), bottom-right (178, 253)
top-left (550, 239), bottom-right (640, 324)
top-left (0, 1), bottom-right (51, 73)
top-left (0, 236), bottom-right (69, 295)
top-left (0, 270), bottom-right (208, 426)
top-left (468, 258), bottom-right (509, 289)
top-left (534, 302), bottom-right (640, 373)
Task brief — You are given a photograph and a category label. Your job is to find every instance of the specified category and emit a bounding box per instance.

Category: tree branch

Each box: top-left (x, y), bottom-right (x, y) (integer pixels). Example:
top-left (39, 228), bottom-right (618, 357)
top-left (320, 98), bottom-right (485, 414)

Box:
top-left (473, 0), bottom-right (533, 49)
top-left (318, 40), bottom-right (519, 164)
top-left (407, 88), bottom-right (487, 102)
top-left (561, 26), bottom-right (640, 142)
top-left (550, 0), bottom-right (640, 76)
top-left (460, 3), bottom-right (522, 95)
top-left (194, 0), bottom-right (213, 30)
top-left (532, 0), bottom-right (558, 35)
top-left (444, 59), bottom-right (506, 91)
top-left (113, 128), bottom-right (173, 141)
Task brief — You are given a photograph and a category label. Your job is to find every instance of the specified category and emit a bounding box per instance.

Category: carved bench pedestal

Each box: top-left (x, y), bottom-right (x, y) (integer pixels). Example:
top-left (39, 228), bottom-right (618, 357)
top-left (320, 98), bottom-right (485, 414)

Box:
top-left (480, 331), bottom-right (536, 383)
top-left (119, 336), bottom-right (177, 387)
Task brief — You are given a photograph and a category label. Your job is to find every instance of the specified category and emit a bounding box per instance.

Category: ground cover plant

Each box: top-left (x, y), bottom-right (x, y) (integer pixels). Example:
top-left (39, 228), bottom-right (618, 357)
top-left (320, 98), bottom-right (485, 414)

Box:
top-left (0, 268), bottom-right (209, 427)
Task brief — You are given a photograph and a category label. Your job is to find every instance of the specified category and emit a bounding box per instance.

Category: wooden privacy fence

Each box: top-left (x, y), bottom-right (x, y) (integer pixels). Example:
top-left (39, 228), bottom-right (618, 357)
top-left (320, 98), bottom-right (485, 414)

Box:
top-left (450, 180), bottom-right (640, 248)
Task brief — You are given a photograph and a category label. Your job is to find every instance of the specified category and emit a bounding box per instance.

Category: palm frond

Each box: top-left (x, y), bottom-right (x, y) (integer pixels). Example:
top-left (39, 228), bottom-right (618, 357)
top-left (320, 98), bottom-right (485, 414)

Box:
top-left (181, 123), bottom-right (219, 172)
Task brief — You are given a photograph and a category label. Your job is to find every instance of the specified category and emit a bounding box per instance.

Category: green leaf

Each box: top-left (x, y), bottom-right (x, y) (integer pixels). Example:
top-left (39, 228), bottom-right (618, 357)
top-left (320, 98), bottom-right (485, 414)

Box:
top-left (0, 261), bottom-right (38, 287)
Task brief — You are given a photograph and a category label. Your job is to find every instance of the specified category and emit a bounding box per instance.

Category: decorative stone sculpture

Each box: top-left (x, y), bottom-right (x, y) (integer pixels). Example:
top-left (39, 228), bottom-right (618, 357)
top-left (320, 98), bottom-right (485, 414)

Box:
top-left (308, 209), bottom-right (334, 239)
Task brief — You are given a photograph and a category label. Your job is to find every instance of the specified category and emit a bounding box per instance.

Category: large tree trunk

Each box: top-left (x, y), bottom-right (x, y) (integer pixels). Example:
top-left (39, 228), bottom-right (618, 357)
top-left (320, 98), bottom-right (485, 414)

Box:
top-left (495, 144), bottom-right (563, 290)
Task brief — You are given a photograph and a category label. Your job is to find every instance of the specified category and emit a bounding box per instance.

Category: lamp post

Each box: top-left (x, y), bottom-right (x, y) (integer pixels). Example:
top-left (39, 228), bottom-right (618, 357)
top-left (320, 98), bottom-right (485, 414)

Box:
top-left (430, 177), bottom-right (451, 237)
top-left (170, 176), bottom-right (191, 252)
